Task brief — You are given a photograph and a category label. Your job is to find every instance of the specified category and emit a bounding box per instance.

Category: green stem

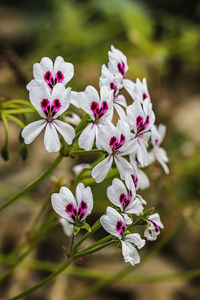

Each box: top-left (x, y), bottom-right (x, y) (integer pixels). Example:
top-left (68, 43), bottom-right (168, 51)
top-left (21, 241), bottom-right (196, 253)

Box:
top-left (0, 214), bottom-right (57, 283)
top-left (69, 234), bottom-right (75, 257)
top-left (75, 115), bottom-right (89, 134)
top-left (0, 154), bottom-right (63, 212)
top-left (69, 149), bottom-right (106, 156)
top-left (67, 220), bottom-right (185, 300)
top-left (73, 219), bottom-right (101, 253)
top-left (5, 114), bottom-right (25, 128)
top-left (9, 259), bottom-right (71, 300)
top-left (3, 99), bottom-right (33, 108)
top-left (3, 108), bottom-right (34, 114)
top-left (77, 235), bottom-right (112, 254)
top-left (2, 114), bottom-right (9, 145)
top-left (74, 241), bottom-right (115, 258)
top-left (2, 256), bottom-right (200, 284)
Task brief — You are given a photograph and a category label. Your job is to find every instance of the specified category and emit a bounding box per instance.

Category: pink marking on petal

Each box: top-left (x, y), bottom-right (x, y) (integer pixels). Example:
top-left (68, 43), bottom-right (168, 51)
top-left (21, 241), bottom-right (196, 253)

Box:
top-left (148, 219), bottom-right (160, 233)
top-left (109, 134), bottom-right (126, 154)
top-left (55, 70), bottom-right (64, 84)
top-left (110, 81), bottom-right (117, 96)
top-left (136, 115), bottom-right (150, 134)
top-left (90, 101), bottom-right (109, 122)
top-left (119, 193), bottom-right (130, 210)
top-left (65, 203), bottom-right (77, 222)
top-left (131, 174), bottom-right (138, 189)
top-left (118, 61), bottom-right (125, 75)
top-left (116, 220), bottom-right (126, 236)
top-left (41, 98), bottom-right (50, 117)
top-left (78, 200), bottom-right (88, 221)
top-left (44, 71), bottom-right (54, 89)
top-left (143, 93), bottom-right (148, 101)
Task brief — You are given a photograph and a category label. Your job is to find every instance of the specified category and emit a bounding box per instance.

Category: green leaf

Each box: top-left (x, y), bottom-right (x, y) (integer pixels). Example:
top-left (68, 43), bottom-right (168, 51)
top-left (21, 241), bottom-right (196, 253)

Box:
top-left (81, 222), bottom-right (91, 232)
top-left (73, 225), bottom-right (80, 235)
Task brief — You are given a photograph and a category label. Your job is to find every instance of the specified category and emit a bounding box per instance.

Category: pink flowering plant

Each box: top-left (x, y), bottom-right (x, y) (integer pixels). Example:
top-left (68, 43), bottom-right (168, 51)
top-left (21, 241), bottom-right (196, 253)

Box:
top-left (0, 46), bottom-right (169, 299)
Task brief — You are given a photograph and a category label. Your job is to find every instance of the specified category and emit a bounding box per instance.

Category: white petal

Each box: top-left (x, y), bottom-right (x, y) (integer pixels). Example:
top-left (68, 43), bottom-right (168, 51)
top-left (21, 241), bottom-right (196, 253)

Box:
top-left (100, 215), bottom-right (120, 238)
top-left (125, 233), bottom-right (145, 249)
top-left (70, 91), bottom-right (81, 108)
top-left (137, 168), bottom-right (150, 190)
top-left (51, 187), bottom-right (76, 223)
top-left (21, 120), bottom-right (46, 144)
top-left (29, 84), bottom-right (51, 117)
top-left (78, 124), bottom-right (96, 151)
top-left (122, 213), bottom-right (132, 225)
top-left (123, 79), bottom-right (135, 99)
top-left (126, 198), bottom-right (144, 215)
top-left (78, 184), bottom-right (93, 220)
top-left (33, 57), bottom-right (53, 81)
top-left (26, 79), bottom-right (40, 91)
top-left (149, 213), bottom-right (164, 229)
top-left (51, 85), bottom-right (71, 118)
top-left (59, 186), bottom-right (76, 205)
top-left (106, 206), bottom-right (124, 221)
top-left (114, 156), bottom-right (133, 180)
top-left (114, 103), bottom-right (127, 120)
top-left (54, 56), bottom-right (74, 85)
top-left (91, 155), bottom-right (113, 183)
top-left (53, 120), bottom-right (75, 145)
top-left (85, 85), bottom-right (99, 103)
top-left (114, 94), bottom-right (127, 107)
top-left (107, 178), bottom-right (127, 208)
top-left (121, 241), bottom-right (140, 266)
top-left (44, 123), bottom-right (60, 152)
top-left (59, 218), bottom-right (73, 236)
top-left (65, 113), bottom-right (81, 126)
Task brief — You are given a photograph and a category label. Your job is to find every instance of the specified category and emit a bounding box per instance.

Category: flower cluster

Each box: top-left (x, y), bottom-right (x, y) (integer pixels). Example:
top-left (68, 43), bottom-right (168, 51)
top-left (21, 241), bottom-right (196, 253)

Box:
top-left (22, 46), bottom-right (168, 266)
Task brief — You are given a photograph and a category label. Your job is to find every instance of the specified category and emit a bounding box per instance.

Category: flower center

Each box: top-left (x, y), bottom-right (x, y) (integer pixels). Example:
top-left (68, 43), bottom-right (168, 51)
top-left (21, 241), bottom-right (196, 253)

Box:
top-left (116, 220), bottom-right (126, 236)
top-left (136, 115), bottom-right (149, 134)
top-left (40, 98), bottom-right (61, 121)
top-left (44, 70), bottom-right (64, 89)
top-left (109, 134), bottom-right (125, 154)
top-left (90, 101), bottom-right (108, 122)
top-left (117, 61), bottom-right (125, 75)
top-left (65, 200), bottom-right (88, 223)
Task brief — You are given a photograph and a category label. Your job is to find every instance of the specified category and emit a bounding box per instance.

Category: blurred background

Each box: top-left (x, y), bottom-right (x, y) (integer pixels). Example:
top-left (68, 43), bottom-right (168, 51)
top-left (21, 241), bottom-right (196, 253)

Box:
top-left (0, 0), bottom-right (200, 299)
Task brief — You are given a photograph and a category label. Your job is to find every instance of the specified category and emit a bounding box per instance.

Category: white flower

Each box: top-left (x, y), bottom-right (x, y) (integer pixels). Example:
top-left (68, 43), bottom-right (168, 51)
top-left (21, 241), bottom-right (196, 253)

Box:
top-left (72, 85), bottom-right (113, 151)
top-left (108, 45), bottom-right (128, 81)
top-left (126, 100), bottom-right (157, 166)
top-left (100, 207), bottom-right (145, 266)
top-left (107, 178), bottom-right (144, 219)
top-left (125, 155), bottom-right (150, 191)
top-left (144, 213), bottom-right (164, 241)
top-left (21, 84), bottom-right (75, 152)
top-left (149, 124), bottom-right (169, 174)
top-left (65, 113), bottom-right (81, 126)
top-left (59, 217), bottom-right (73, 237)
top-left (125, 78), bottom-right (151, 103)
top-left (73, 163), bottom-right (90, 176)
top-left (99, 64), bottom-right (127, 119)
top-left (51, 183), bottom-right (93, 225)
top-left (91, 120), bottom-right (135, 183)
top-left (27, 56), bottom-right (74, 91)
